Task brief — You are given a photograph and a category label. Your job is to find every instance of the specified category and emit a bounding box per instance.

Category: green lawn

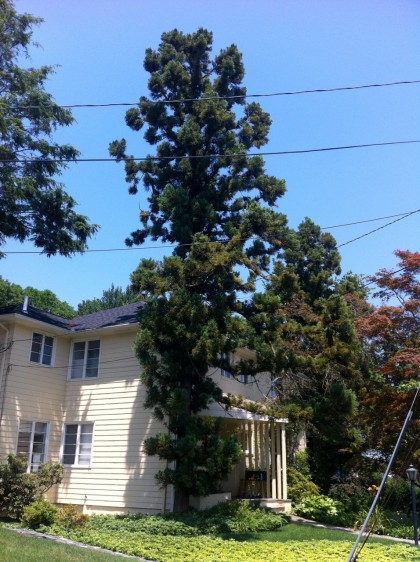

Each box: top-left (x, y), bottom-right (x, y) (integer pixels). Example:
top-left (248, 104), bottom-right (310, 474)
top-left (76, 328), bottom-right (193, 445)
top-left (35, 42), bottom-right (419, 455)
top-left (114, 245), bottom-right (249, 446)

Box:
top-left (229, 522), bottom-right (401, 544)
top-left (0, 527), bottom-right (136, 562)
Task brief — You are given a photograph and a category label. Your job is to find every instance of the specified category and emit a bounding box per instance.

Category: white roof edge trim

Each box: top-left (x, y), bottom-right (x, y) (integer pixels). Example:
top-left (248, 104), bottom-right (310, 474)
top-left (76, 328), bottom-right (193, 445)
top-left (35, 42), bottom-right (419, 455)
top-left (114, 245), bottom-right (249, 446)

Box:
top-left (201, 402), bottom-right (288, 423)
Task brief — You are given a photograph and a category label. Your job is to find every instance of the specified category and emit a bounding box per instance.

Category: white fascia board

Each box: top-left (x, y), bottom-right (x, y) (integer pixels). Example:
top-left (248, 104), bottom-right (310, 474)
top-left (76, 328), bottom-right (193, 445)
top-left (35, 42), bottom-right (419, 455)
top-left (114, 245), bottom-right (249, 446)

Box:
top-left (202, 401), bottom-right (288, 423)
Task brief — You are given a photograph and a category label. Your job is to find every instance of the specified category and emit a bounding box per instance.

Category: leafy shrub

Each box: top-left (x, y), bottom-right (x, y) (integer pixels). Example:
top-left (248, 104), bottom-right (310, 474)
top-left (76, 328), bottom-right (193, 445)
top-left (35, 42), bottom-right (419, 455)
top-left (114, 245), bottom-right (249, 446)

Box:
top-left (294, 494), bottom-right (343, 524)
top-left (328, 476), bottom-right (371, 515)
top-left (55, 504), bottom-right (90, 530)
top-left (382, 476), bottom-right (412, 511)
top-left (287, 467), bottom-right (320, 505)
top-left (21, 500), bottom-right (57, 529)
top-left (0, 455), bottom-right (63, 519)
top-left (293, 451), bottom-right (312, 478)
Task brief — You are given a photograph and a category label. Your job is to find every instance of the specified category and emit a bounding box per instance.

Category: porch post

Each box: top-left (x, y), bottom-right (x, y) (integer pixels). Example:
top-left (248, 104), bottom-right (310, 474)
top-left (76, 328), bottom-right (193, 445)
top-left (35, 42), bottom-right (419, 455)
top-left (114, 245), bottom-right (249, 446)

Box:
top-left (270, 422), bottom-right (276, 497)
top-left (276, 422), bottom-right (281, 500)
top-left (253, 420), bottom-right (259, 468)
top-left (281, 422), bottom-right (287, 499)
top-left (247, 421), bottom-right (252, 469)
top-left (265, 422), bottom-right (271, 497)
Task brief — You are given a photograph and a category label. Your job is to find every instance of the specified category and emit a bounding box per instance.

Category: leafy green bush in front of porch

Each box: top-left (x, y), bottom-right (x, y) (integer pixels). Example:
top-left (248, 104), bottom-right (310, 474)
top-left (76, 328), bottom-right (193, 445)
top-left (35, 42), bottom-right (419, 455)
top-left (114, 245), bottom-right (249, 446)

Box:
top-left (287, 467), bottom-right (320, 505)
top-left (294, 494), bottom-right (343, 524)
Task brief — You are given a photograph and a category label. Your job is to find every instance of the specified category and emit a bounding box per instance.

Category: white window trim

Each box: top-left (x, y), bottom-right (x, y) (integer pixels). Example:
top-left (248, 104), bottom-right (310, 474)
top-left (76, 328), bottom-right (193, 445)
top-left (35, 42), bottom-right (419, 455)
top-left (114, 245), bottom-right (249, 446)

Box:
top-left (60, 422), bottom-right (95, 468)
top-left (16, 419), bottom-right (50, 473)
top-left (68, 339), bottom-right (101, 381)
top-left (29, 332), bottom-right (56, 367)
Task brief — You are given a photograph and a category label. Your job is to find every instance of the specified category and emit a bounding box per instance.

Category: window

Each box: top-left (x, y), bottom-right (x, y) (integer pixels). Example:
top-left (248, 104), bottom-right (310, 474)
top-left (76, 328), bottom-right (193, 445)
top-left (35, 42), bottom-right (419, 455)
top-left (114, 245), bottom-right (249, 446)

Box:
top-left (221, 352), bottom-right (232, 378)
top-left (17, 420), bottom-right (48, 472)
top-left (62, 423), bottom-right (94, 466)
top-left (70, 340), bottom-right (100, 379)
top-left (238, 374), bottom-right (249, 384)
top-left (30, 333), bottom-right (54, 366)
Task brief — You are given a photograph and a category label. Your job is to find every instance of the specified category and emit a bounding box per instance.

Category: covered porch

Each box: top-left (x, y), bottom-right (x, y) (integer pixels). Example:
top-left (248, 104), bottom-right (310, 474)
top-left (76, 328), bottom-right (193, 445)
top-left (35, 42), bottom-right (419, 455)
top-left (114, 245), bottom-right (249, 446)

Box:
top-left (203, 403), bottom-right (291, 512)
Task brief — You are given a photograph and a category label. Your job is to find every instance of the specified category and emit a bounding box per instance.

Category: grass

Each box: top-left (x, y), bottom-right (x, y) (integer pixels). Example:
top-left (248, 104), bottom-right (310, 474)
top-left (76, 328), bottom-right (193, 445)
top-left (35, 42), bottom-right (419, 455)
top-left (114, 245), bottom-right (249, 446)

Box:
top-left (229, 522), bottom-right (403, 544)
top-left (0, 526), bottom-right (136, 562)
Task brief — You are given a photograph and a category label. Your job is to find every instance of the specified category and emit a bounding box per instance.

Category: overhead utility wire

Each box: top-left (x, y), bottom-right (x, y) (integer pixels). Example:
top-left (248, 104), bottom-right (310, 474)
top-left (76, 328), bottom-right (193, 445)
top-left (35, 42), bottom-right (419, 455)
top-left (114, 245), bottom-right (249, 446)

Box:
top-left (337, 208), bottom-right (420, 248)
top-left (4, 80), bottom-right (420, 110)
top-left (2, 140), bottom-right (419, 165)
top-left (4, 208), bottom-right (418, 256)
top-left (321, 211), bottom-right (416, 229)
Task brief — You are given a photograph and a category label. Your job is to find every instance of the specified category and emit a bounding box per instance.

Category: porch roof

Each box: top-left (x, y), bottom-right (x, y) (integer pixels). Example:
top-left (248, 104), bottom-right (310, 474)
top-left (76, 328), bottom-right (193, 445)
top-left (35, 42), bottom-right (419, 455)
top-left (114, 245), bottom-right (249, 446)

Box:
top-left (203, 401), bottom-right (288, 423)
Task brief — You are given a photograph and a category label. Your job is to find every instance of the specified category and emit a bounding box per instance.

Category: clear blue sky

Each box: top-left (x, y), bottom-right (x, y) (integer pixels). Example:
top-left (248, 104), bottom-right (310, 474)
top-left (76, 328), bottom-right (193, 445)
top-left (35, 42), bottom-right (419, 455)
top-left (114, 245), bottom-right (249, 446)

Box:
top-left (3, 0), bottom-right (419, 308)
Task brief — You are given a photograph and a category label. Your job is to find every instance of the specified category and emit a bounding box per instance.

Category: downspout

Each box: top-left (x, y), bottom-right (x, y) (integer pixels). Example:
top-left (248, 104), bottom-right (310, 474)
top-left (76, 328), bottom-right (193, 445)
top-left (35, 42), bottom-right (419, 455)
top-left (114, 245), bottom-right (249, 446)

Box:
top-left (0, 322), bottom-right (10, 426)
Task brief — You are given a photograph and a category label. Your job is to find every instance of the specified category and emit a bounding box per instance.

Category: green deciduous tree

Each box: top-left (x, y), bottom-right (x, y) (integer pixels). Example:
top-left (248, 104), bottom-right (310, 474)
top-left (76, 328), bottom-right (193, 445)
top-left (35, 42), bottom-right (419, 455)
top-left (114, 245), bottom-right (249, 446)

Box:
top-left (77, 283), bottom-right (137, 315)
top-left (112, 29), bottom-right (288, 510)
top-left (0, 0), bottom-right (98, 257)
top-left (0, 276), bottom-right (75, 317)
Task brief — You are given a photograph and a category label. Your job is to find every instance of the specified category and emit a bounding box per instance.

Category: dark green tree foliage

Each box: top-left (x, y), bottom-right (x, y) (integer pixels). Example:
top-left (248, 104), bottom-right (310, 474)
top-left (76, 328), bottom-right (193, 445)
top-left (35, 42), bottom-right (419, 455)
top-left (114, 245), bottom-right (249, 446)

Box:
top-left (77, 283), bottom-right (137, 315)
top-left (112, 29), bottom-right (287, 509)
top-left (109, 28), bottom-right (286, 257)
top-left (0, 0), bottom-right (97, 257)
top-left (0, 276), bottom-right (75, 317)
top-left (240, 220), bottom-right (364, 491)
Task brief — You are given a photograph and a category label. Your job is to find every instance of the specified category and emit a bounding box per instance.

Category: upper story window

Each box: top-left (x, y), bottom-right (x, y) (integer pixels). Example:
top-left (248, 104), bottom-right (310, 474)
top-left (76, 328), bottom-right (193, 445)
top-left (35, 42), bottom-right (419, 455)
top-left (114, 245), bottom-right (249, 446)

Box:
top-left (17, 420), bottom-right (49, 472)
top-left (30, 333), bottom-right (54, 366)
top-left (70, 340), bottom-right (100, 380)
top-left (220, 353), bottom-right (232, 379)
top-left (238, 374), bottom-right (249, 384)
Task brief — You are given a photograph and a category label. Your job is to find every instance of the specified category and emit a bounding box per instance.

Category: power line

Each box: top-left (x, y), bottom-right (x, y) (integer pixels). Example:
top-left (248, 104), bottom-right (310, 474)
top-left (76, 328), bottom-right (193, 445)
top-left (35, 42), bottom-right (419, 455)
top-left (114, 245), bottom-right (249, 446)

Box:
top-left (4, 208), bottom-right (418, 256)
top-left (337, 208), bottom-right (420, 248)
top-left (321, 211), bottom-right (418, 230)
top-left (2, 139), bottom-right (419, 164)
top-left (3, 79), bottom-right (419, 110)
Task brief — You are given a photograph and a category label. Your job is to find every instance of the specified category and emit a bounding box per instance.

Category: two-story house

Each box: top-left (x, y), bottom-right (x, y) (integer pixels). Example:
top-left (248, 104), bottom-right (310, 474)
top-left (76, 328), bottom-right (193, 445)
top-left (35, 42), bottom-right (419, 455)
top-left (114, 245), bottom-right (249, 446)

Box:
top-left (0, 300), bottom-right (289, 514)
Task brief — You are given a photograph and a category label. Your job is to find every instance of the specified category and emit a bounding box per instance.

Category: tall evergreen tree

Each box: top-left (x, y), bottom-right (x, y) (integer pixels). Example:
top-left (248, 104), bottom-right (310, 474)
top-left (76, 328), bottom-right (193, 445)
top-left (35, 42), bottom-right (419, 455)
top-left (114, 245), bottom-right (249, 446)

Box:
top-left (111, 29), bottom-right (288, 510)
top-left (239, 220), bottom-right (365, 490)
top-left (0, 0), bottom-right (97, 257)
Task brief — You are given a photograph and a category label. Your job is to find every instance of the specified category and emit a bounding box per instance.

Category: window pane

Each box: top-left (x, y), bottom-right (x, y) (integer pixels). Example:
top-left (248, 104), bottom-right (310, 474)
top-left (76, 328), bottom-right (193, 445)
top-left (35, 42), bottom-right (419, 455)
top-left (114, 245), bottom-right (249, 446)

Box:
top-left (78, 424), bottom-right (93, 464)
top-left (71, 342), bottom-right (85, 379)
top-left (42, 337), bottom-right (54, 365)
top-left (17, 421), bottom-right (32, 460)
top-left (86, 341), bottom-right (100, 378)
top-left (31, 422), bottom-right (47, 470)
top-left (30, 333), bottom-right (43, 363)
top-left (63, 424), bottom-right (78, 464)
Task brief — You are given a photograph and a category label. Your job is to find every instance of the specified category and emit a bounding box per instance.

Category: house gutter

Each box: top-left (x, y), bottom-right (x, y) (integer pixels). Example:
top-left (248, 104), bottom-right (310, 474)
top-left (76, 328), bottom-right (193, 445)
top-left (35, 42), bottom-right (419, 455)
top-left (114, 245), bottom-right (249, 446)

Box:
top-left (0, 322), bottom-right (10, 426)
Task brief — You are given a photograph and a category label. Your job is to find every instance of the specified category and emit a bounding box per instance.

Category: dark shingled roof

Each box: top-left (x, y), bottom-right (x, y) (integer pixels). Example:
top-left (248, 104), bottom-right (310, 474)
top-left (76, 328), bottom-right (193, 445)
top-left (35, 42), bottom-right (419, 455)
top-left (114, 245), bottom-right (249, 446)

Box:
top-left (0, 302), bottom-right (145, 332)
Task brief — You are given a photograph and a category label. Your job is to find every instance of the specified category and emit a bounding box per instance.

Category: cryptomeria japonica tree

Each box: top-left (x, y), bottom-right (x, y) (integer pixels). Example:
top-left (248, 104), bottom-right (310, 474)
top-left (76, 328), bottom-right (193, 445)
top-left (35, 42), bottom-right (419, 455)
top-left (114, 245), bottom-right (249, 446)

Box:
top-left (110, 28), bottom-right (289, 510)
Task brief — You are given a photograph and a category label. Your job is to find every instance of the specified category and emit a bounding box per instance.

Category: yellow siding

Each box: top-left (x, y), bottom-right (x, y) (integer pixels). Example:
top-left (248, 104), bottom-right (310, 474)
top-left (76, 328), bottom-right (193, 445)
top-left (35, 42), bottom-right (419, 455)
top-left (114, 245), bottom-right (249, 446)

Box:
top-left (57, 330), bottom-right (170, 514)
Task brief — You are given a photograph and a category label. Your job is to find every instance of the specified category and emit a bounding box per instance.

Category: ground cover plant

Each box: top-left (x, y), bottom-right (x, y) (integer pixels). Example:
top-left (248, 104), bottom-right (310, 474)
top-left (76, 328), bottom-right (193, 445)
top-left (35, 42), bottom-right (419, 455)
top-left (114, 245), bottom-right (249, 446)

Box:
top-left (12, 501), bottom-right (418, 562)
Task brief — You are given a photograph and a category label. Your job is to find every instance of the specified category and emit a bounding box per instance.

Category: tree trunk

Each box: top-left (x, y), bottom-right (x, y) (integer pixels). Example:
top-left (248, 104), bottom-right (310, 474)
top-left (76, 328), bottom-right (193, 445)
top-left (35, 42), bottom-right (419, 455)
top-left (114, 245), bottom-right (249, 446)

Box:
top-left (173, 487), bottom-right (189, 512)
